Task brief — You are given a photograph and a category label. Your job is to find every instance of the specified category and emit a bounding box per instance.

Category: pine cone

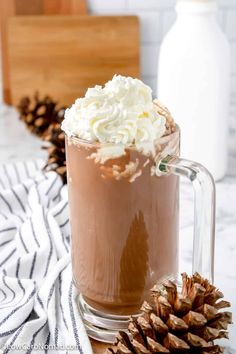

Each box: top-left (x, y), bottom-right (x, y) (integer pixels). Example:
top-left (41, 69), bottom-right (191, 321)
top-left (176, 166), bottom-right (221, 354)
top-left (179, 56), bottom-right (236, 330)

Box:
top-left (17, 92), bottom-right (66, 137)
top-left (43, 123), bottom-right (67, 184)
top-left (107, 273), bottom-right (232, 354)
top-left (17, 93), bottom-right (67, 183)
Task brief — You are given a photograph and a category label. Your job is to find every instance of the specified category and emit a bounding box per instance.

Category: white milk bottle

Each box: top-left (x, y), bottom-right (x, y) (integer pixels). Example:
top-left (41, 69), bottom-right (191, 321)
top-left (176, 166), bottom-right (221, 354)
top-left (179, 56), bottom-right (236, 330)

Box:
top-left (158, 0), bottom-right (230, 180)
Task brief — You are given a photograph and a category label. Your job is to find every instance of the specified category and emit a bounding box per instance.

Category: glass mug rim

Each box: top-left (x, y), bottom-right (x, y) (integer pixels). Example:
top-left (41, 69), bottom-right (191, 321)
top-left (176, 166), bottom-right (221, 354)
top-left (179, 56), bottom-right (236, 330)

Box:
top-left (65, 125), bottom-right (180, 150)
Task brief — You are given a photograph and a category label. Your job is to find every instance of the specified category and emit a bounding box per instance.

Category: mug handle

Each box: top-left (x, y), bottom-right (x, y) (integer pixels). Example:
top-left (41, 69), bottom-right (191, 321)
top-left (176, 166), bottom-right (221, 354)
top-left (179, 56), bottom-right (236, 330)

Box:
top-left (158, 155), bottom-right (216, 283)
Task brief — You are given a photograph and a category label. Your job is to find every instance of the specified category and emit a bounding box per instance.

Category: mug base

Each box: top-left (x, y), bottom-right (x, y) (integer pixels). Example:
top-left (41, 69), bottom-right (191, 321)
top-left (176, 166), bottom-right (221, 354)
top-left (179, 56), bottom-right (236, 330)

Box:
top-left (77, 294), bottom-right (140, 343)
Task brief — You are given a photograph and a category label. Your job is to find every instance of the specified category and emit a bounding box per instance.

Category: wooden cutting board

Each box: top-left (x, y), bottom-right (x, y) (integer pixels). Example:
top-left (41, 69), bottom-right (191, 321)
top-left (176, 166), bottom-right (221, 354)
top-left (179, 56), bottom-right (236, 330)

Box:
top-left (0, 0), bottom-right (88, 104)
top-left (7, 15), bottom-right (140, 106)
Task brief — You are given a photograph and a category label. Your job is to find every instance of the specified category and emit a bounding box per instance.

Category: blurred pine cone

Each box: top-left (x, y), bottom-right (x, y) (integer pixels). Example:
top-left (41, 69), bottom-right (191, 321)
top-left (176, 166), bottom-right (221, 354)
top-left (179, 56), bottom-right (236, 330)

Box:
top-left (107, 273), bottom-right (232, 354)
top-left (43, 123), bottom-right (66, 184)
top-left (17, 93), bottom-right (67, 183)
top-left (17, 92), bottom-right (66, 137)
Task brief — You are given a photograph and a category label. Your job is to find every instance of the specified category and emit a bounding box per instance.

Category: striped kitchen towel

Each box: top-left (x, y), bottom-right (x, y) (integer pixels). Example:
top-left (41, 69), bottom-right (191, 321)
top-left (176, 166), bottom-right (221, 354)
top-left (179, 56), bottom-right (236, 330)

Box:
top-left (0, 160), bottom-right (93, 354)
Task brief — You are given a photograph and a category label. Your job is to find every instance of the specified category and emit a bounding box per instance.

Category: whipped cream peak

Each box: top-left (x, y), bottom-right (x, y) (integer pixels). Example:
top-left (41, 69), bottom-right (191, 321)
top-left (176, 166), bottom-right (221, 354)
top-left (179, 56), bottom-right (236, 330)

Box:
top-left (61, 75), bottom-right (167, 152)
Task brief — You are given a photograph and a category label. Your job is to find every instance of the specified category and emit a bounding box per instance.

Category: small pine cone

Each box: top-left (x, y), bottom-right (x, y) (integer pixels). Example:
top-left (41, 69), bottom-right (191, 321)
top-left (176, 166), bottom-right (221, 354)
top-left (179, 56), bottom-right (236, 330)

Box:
top-left (17, 93), bottom-right (67, 183)
top-left (109, 273), bottom-right (231, 354)
top-left (43, 123), bottom-right (67, 184)
top-left (17, 92), bottom-right (66, 137)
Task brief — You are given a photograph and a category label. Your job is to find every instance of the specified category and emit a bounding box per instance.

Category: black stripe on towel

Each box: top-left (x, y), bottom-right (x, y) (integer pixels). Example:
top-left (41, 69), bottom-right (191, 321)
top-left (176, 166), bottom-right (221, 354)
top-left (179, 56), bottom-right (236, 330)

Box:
top-left (2, 164), bottom-right (13, 187)
top-left (46, 283), bottom-right (55, 308)
top-left (2, 324), bottom-right (24, 354)
top-left (42, 211), bottom-right (53, 277)
top-left (58, 273), bottom-right (68, 330)
top-left (53, 201), bottom-right (67, 218)
top-left (2, 274), bottom-right (15, 302)
top-left (15, 258), bottom-right (20, 277)
top-left (16, 214), bottom-right (24, 223)
top-left (29, 252), bottom-right (37, 279)
top-left (34, 181), bottom-right (42, 205)
top-left (68, 282), bottom-right (83, 354)
top-left (44, 332), bottom-right (50, 354)
top-left (54, 326), bottom-right (59, 347)
top-left (22, 182), bottom-right (29, 195)
top-left (0, 287), bottom-right (36, 328)
top-left (0, 193), bottom-right (13, 213)
top-left (36, 293), bottom-right (44, 309)
top-left (25, 321), bottom-right (47, 354)
top-left (0, 240), bottom-right (11, 248)
top-left (12, 189), bottom-right (26, 213)
top-left (17, 278), bottom-right (26, 297)
top-left (13, 163), bottom-right (21, 184)
top-left (19, 228), bottom-right (29, 253)
top-left (53, 183), bottom-right (64, 202)
top-left (52, 194), bottom-right (60, 203)
top-left (59, 219), bottom-right (69, 228)
top-left (0, 288), bottom-right (7, 302)
top-left (0, 323), bottom-right (23, 338)
top-left (23, 161), bottom-right (30, 179)
top-left (15, 260), bottom-right (26, 296)
top-left (0, 213), bottom-right (8, 220)
top-left (45, 175), bottom-right (58, 196)
top-left (46, 262), bottom-right (67, 309)
top-left (30, 279), bottom-right (62, 352)
top-left (0, 248), bottom-right (16, 268)
top-left (29, 218), bottom-right (40, 248)
top-left (0, 227), bottom-right (16, 234)
top-left (62, 234), bottom-right (69, 253)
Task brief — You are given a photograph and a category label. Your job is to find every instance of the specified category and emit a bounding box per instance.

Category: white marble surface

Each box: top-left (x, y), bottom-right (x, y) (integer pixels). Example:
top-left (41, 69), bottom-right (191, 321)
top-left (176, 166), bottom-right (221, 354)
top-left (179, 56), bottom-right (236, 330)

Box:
top-left (0, 104), bottom-right (236, 352)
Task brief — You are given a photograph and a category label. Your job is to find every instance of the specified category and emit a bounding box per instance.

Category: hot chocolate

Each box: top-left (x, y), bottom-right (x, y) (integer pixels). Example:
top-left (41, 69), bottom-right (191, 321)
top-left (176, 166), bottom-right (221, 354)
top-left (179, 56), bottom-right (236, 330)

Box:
top-left (62, 75), bottom-right (179, 316)
top-left (66, 135), bottom-right (179, 315)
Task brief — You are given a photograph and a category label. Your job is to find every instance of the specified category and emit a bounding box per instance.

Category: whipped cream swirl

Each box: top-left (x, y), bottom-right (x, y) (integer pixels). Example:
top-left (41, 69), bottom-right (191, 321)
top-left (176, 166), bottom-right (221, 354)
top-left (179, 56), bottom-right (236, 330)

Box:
top-left (61, 75), bottom-right (166, 153)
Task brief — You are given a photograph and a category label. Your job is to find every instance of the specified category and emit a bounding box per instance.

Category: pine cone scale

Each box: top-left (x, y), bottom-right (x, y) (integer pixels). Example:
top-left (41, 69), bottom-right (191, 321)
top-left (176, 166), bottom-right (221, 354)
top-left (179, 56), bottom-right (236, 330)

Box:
top-left (108, 273), bottom-right (231, 354)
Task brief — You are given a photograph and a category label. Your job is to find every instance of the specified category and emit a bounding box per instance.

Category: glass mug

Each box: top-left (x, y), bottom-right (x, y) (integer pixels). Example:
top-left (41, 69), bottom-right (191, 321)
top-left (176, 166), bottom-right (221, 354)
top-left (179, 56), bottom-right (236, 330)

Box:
top-left (65, 127), bottom-right (215, 342)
